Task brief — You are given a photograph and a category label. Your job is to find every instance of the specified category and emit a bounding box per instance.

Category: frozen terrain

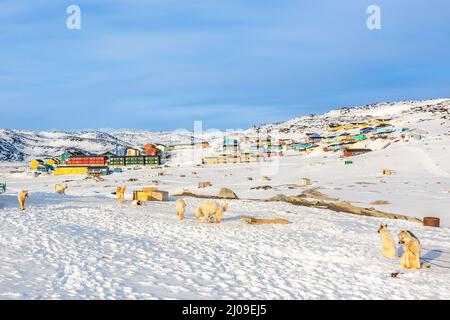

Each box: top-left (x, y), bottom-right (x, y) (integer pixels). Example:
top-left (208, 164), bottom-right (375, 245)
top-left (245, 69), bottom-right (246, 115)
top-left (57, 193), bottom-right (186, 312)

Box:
top-left (0, 186), bottom-right (449, 299)
top-left (0, 98), bottom-right (449, 299)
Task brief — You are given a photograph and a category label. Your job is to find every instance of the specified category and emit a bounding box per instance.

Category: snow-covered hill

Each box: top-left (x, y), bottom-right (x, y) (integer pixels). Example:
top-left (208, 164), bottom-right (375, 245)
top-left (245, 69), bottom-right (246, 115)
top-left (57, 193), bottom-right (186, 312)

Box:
top-left (1, 98), bottom-right (449, 161)
top-left (249, 98), bottom-right (450, 138)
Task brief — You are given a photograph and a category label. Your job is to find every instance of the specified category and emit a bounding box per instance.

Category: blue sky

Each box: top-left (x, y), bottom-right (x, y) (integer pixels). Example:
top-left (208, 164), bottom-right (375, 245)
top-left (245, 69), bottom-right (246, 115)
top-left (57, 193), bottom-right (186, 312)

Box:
top-left (0, 0), bottom-right (449, 131)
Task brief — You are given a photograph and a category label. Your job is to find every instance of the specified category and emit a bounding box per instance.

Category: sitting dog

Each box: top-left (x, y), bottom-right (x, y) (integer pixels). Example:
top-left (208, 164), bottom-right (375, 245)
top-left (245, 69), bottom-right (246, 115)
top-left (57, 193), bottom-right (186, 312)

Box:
top-left (398, 230), bottom-right (421, 269)
top-left (195, 201), bottom-right (228, 224)
top-left (116, 185), bottom-right (126, 203)
top-left (377, 224), bottom-right (397, 259)
top-left (18, 190), bottom-right (29, 211)
top-left (55, 183), bottom-right (67, 195)
top-left (175, 199), bottom-right (186, 220)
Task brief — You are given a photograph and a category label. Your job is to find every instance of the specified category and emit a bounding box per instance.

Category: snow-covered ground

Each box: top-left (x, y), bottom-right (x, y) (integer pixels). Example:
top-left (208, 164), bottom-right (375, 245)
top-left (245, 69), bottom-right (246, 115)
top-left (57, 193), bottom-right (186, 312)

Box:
top-left (1, 191), bottom-right (449, 299)
top-left (1, 150), bottom-right (449, 299)
top-left (1, 98), bottom-right (449, 299)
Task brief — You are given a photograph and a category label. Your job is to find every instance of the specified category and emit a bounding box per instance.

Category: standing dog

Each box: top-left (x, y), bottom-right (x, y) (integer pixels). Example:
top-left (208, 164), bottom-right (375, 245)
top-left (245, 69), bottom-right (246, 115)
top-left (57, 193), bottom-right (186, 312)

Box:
top-left (55, 183), bottom-right (67, 195)
top-left (377, 224), bottom-right (397, 259)
top-left (116, 185), bottom-right (126, 203)
top-left (18, 190), bottom-right (29, 211)
top-left (176, 199), bottom-right (186, 220)
top-left (398, 230), bottom-right (421, 269)
top-left (195, 201), bottom-right (228, 224)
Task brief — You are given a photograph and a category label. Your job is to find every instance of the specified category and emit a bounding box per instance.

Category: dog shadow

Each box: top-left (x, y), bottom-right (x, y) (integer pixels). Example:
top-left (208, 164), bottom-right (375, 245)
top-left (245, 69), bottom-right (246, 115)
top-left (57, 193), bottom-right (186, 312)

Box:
top-left (421, 249), bottom-right (443, 262)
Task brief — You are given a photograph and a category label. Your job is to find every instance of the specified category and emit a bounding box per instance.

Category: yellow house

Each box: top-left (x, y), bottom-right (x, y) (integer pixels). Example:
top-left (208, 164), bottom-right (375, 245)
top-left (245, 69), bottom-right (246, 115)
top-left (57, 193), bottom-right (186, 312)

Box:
top-left (329, 125), bottom-right (343, 132)
top-left (46, 158), bottom-right (61, 166)
top-left (241, 153), bottom-right (251, 163)
top-left (30, 159), bottom-right (44, 169)
top-left (218, 154), bottom-right (227, 164)
top-left (202, 157), bottom-right (218, 165)
top-left (227, 156), bottom-right (241, 164)
top-left (54, 166), bottom-right (88, 175)
top-left (346, 142), bottom-right (366, 150)
top-left (126, 148), bottom-right (141, 157)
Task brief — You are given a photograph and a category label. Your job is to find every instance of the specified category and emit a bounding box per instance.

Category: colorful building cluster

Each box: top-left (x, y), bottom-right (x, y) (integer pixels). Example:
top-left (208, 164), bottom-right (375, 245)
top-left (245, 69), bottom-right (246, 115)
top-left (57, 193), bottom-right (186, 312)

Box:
top-left (30, 144), bottom-right (164, 176)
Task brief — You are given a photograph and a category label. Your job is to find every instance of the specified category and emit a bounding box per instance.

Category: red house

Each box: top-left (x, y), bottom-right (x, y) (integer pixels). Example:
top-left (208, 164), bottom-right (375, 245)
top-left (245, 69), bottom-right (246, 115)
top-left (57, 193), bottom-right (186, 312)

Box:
top-left (144, 144), bottom-right (159, 157)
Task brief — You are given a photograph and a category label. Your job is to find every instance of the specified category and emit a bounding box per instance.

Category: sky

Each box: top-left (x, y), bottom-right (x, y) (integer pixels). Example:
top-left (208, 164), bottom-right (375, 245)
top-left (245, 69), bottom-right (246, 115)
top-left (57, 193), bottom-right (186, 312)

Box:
top-left (0, 0), bottom-right (449, 131)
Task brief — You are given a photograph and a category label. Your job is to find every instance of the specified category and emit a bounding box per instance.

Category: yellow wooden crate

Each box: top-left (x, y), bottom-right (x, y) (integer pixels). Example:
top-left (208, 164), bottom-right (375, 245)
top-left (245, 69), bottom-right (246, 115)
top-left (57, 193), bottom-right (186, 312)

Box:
top-left (135, 191), bottom-right (152, 201)
top-left (150, 191), bottom-right (169, 201)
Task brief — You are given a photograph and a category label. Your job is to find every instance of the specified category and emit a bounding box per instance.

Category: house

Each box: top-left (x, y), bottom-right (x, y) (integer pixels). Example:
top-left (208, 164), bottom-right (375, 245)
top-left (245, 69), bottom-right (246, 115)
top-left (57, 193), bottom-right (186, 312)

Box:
top-left (346, 142), bottom-right (367, 150)
top-left (155, 144), bottom-right (168, 158)
top-left (352, 134), bottom-right (368, 141)
top-left (195, 141), bottom-right (209, 148)
top-left (240, 153), bottom-right (251, 163)
top-left (46, 158), bottom-right (61, 166)
top-left (329, 125), bottom-right (343, 132)
top-left (174, 143), bottom-right (195, 150)
top-left (343, 149), bottom-right (372, 157)
top-left (306, 133), bottom-right (322, 143)
top-left (202, 157), bottom-right (218, 165)
top-left (65, 156), bottom-right (108, 167)
top-left (375, 124), bottom-right (396, 134)
top-left (360, 127), bottom-right (375, 134)
top-left (143, 144), bottom-right (159, 157)
top-left (61, 149), bottom-right (88, 164)
top-left (293, 143), bottom-right (313, 151)
top-left (88, 166), bottom-right (110, 176)
top-left (126, 148), bottom-right (141, 157)
top-left (227, 155), bottom-right (241, 164)
top-left (54, 166), bottom-right (89, 175)
top-left (30, 159), bottom-right (44, 169)
top-left (223, 138), bottom-right (238, 146)
top-left (249, 153), bottom-right (262, 162)
top-left (218, 154), bottom-right (228, 164)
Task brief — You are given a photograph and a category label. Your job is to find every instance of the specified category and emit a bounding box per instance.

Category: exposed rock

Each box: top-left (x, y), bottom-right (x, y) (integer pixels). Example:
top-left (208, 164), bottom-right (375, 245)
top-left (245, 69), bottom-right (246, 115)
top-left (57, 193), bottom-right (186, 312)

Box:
top-left (218, 187), bottom-right (239, 199)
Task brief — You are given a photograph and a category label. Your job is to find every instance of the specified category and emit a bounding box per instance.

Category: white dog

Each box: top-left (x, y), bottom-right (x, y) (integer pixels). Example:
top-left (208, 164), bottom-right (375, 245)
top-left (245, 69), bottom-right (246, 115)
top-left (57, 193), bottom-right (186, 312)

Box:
top-left (176, 199), bottom-right (186, 220)
top-left (55, 183), bottom-right (67, 195)
top-left (195, 201), bottom-right (228, 224)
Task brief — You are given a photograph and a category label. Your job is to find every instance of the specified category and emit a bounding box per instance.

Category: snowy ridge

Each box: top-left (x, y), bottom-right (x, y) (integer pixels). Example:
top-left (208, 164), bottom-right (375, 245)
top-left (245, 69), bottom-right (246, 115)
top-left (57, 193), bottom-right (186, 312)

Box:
top-left (1, 98), bottom-right (449, 161)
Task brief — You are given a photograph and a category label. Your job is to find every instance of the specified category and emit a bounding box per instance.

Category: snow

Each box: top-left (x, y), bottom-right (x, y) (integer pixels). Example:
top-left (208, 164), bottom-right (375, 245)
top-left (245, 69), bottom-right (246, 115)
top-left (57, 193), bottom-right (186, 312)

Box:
top-left (1, 148), bottom-right (450, 299)
top-left (1, 192), bottom-right (449, 299)
top-left (1, 98), bottom-right (449, 299)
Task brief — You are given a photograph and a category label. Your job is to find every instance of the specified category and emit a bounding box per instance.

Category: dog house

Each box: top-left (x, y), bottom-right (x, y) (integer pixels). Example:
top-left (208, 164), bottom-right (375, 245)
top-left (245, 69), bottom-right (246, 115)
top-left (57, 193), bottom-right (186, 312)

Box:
top-left (300, 178), bottom-right (311, 186)
top-left (198, 182), bottom-right (212, 188)
top-left (423, 217), bottom-right (440, 227)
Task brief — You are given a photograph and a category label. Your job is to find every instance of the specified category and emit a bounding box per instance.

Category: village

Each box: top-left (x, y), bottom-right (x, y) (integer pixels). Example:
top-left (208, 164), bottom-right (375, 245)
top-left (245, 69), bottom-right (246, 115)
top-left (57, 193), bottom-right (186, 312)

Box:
top-left (26, 118), bottom-right (422, 174)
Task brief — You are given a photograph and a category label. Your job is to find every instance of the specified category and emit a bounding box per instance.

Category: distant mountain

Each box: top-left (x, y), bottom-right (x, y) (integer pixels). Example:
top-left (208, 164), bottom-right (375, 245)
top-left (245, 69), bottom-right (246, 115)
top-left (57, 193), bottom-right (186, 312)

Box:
top-left (1, 98), bottom-right (449, 162)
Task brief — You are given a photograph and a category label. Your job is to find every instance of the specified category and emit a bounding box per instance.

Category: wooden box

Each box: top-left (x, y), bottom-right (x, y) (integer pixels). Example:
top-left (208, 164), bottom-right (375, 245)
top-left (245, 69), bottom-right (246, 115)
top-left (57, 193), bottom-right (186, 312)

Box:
top-left (150, 191), bottom-right (169, 201)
